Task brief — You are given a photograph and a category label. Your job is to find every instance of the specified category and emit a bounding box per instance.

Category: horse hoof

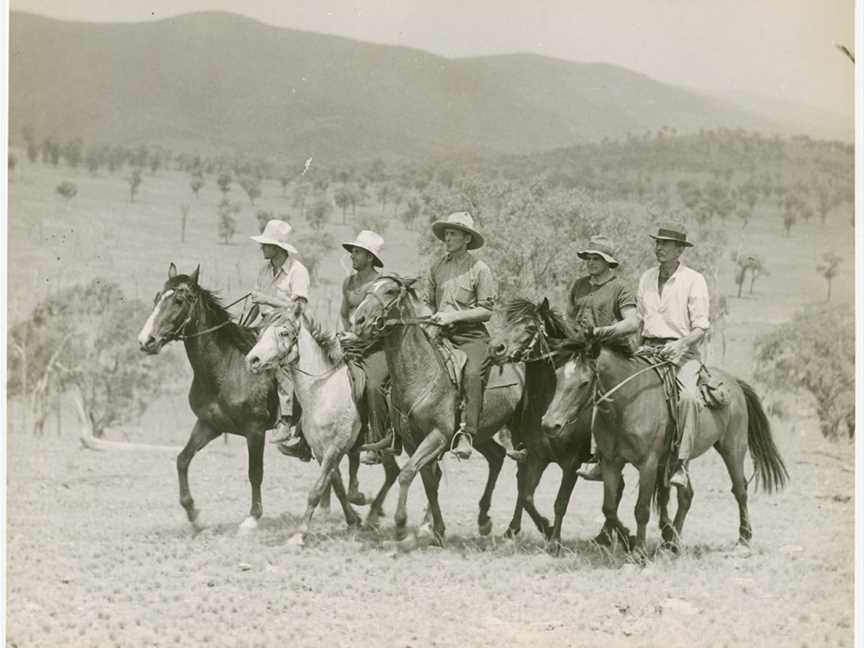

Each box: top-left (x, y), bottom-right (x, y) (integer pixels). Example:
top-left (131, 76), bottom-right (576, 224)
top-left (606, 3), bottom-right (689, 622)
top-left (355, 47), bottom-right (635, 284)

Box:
top-left (287, 533), bottom-right (305, 547)
top-left (237, 517), bottom-right (258, 535)
top-left (430, 532), bottom-right (446, 548)
top-left (546, 540), bottom-right (562, 557)
top-left (347, 516), bottom-right (362, 530)
top-left (397, 531), bottom-right (418, 552)
top-left (189, 509), bottom-right (205, 531)
top-left (593, 532), bottom-right (613, 548)
top-left (347, 491), bottom-right (368, 507)
top-left (659, 541), bottom-right (680, 556)
top-left (478, 520), bottom-right (493, 537)
top-left (504, 527), bottom-right (520, 540)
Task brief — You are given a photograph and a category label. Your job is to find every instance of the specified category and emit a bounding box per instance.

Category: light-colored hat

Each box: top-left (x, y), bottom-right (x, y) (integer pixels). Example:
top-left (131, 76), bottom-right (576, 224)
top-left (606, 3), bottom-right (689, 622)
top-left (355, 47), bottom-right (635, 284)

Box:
top-left (577, 235), bottom-right (619, 267)
top-left (251, 219), bottom-right (298, 255)
top-left (342, 230), bottom-right (384, 268)
top-left (431, 211), bottom-right (484, 250)
top-left (649, 222), bottom-right (694, 247)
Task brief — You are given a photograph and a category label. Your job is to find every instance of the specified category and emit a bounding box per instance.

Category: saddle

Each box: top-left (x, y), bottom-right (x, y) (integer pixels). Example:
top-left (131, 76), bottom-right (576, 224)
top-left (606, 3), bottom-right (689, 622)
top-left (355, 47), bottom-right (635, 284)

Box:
top-left (697, 365), bottom-right (730, 409)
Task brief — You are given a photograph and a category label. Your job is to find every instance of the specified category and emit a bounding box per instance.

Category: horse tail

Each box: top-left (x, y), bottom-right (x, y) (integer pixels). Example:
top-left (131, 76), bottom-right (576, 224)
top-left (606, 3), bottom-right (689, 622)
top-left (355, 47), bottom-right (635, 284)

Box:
top-left (739, 379), bottom-right (789, 493)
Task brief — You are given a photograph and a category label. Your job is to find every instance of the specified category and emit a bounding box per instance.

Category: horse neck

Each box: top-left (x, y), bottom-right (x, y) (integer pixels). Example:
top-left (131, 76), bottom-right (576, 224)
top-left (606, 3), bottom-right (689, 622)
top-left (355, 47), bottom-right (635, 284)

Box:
top-left (382, 298), bottom-right (445, 397)
top-left (182, 298), bottom-right (235, 377)
top-left (295, 320), bottom-right (336, 377)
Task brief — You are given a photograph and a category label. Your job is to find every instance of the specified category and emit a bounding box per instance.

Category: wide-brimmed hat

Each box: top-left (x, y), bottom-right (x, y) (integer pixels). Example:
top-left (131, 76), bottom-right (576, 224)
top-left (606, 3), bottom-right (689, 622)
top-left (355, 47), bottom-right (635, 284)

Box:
top-left (431, 211), bottom-right (484, 250)
top-left (577, 235), bottom-right (619, 267)
top-left (251, 219), bottom-right (298, 255)
top-left (649, 222), bottom-right (694, 247)
top-left (342, 230), bottom-right (384, 268)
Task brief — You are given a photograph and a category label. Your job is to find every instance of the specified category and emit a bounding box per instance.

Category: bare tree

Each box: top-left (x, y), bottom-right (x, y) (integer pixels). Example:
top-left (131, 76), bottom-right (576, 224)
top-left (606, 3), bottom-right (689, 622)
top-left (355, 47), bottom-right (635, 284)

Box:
top-left (816, 252), bottom-right (842, 301)
top-left (127, 169), bottom-right (143, 203)
top-left (179, 203), bottom-right (191, 242)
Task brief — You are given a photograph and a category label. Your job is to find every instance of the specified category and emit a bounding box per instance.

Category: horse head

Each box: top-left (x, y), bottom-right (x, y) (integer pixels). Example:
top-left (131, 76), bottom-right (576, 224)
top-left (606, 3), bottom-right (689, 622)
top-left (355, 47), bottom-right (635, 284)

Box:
top-left (540, 337), bottom-right (595, 438)
top-left (138, 262), bottom-right (201, 354)
top-left (245, 302), bottom-right (303, 374)
top-left (351, 273), bottom-right (419, 341)
top-left (490, 297), bottom-right (571, 364)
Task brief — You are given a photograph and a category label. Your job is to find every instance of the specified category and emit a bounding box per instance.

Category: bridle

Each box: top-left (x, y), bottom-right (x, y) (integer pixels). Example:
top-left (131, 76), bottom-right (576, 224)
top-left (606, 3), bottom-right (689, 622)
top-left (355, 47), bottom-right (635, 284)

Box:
top-left (156, 289), bottom-right (233, 344)
top-left (362, 278), bottom-right (433, 338)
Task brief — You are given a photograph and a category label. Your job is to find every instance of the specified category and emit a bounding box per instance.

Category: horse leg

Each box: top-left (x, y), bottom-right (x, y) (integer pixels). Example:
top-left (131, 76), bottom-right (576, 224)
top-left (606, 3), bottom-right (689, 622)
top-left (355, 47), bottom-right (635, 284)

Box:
top-left (346, 450), bottom-right (368, 506)
top-left (519, 458), bottom-right (553, 540)
top-left (473, 439), bottom-right (506, 536)
top-left (633, 459), bottom-right (659, 562)
top-left (419, 462), bottom-right (446, 545)
top-left (505, 461), bottom-right (527, 538)
top-left (548, 461), bottom-right (580, 556)
top-left (671, 472), bottom-right (695, 545)
top-left (593, 475), bottom-right (626, 546)
top-left (289, 447), bottom-right (343, 545)
top-left (365, 452), bottom-right (400, 529)
top-left (177, 420), bottom-right (220, 528)
top-left (599, 459), bottom-right (630, 550)
top-left (238, 430), bottom-right (265, 533)
top-left (329, 465), bottom-right (362, 529)
top-left (715, 441), bottom-right (752, 546)
top-left (656, 473), bottom-right (677, 551)
top-left (394, 429), bottom-right (447, 543)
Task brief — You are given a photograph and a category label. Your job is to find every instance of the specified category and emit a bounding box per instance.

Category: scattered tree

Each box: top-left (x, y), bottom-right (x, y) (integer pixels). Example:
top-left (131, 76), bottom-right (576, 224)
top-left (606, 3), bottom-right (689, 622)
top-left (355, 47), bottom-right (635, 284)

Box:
top-left (127, 169), bottom-right (143, 203)
top-left (190, 175), bottom-right (205, 199)
top-left (217, 173), bottom-right (232, 196)
top-left (56, 181), bottom-right (78, 203)
top-left (217, 199), bottom-right (240, 244)
top-left (256, 209), bottom-right (274, 233)
top-left (179, 203), bottom-right (190, 243)
top-left (816, 252), bottom-right (842, 301)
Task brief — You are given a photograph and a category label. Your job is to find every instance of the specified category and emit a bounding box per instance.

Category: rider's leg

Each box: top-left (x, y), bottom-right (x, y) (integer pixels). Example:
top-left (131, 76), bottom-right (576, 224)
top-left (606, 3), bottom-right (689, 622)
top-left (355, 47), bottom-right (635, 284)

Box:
top-left (359, 348), bottom-right (391, 465)
top-left (270, 366), bottom-right (296, 443)
top-left (576, 431), bottom-right (603, 481)
top-left (450, 333), bottom-right (491, 459)
top-left (671, 358), bottom-right (701, 489)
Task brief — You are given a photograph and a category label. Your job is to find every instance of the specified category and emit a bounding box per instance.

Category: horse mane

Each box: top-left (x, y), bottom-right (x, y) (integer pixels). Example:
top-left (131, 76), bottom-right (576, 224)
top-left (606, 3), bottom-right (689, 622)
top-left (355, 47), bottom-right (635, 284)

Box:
top-left (502, 298), bottom-right (574, 340)
top-left (170, 276), bottom-right (257, 353)
top-left (301, 314), bottom-right (344, 365)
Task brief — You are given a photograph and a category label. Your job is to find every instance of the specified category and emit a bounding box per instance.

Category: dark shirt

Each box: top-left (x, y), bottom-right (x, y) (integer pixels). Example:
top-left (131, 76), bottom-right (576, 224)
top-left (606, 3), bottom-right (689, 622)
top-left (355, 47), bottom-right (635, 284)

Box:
top-left (567, 273), bottom-right (636, 331)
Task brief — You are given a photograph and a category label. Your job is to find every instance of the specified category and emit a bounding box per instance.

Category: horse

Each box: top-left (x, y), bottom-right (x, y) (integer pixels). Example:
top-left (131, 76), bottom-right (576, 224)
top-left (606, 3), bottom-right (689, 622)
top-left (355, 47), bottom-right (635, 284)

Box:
top-left (245, 302), bottom-right (402, 544)
top-left (541, 331), bottom-right (789, 558)
top-left (351, 274), bottom-right (524, 545)
top-left (488, 297), bottom-right (625, 554)
top-left (137, 263), bottom-right (275, 532)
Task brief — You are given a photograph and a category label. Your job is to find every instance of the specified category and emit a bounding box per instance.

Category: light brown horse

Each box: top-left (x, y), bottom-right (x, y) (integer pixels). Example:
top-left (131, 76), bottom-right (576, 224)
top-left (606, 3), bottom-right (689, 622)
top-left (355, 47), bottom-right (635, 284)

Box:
top-left (352, 274), bottom-right (525, 545)
top-left (542, 333), bottom-right (788, 557)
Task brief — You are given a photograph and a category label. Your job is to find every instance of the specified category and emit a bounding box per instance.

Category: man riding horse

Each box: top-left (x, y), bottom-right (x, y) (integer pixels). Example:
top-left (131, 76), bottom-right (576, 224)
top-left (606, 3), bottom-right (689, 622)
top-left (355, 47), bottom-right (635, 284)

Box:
top-left (636, 222), bottom-right (710, 490)
top-left (424, 211), bottom-right (496, 460)
top-left (337, 230), bottom-right (394, 465)
top-left (248, 219), bottom-right (312, 460)
top-left (564, 235), bottom-right (639, 481)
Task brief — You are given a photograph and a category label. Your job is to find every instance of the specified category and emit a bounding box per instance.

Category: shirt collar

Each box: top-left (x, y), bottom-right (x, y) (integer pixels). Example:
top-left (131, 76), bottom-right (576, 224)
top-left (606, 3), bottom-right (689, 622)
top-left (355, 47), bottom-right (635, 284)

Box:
top-left (589, 272), bottom-right (617, 287)
top-left (657, 262), bottom-right (685, 282)
top-left (445, 249), bottom-right (471, 262)
top-left (269, 258), bottom-right (291, 278)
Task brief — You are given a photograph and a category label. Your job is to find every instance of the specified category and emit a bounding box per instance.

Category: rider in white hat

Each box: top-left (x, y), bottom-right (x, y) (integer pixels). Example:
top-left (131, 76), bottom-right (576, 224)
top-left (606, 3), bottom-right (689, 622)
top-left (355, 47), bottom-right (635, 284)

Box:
top-left (426, 211), bottom-right (496, 459)
top-left (338, 230), bottom-right (393, 464)
top-left (249, 219), bottom-right (312, 459)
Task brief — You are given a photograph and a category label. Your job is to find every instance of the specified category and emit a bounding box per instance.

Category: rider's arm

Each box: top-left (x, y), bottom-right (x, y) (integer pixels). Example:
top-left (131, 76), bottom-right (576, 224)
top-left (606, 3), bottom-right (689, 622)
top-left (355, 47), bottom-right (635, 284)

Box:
top-left (339, 278), bottom-right (352, 330)
top-left (594, 305), bottom-right (639, 338)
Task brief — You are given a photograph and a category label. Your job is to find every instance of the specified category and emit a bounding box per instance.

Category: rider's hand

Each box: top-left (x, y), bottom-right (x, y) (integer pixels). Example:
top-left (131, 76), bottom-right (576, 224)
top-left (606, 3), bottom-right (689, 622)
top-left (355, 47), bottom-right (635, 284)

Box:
top-left (661, 340), bottom-right (687, 364)
top-left (250, 290), bottom-right (267, 305)
top-left (592, 325), bottom-right (614, 340)
top-left (429, 311), bottom-right (457, 327)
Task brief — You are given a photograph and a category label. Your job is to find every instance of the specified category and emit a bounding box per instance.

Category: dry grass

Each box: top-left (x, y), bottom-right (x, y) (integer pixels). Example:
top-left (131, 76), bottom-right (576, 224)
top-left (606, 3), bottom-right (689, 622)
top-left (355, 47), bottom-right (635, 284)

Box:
top-left (6, 160), bottom-right (855, 647)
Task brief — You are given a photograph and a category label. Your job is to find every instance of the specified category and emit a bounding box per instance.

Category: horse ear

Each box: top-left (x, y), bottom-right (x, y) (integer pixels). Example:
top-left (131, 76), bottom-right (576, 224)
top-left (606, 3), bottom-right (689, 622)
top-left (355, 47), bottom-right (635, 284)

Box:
top-left (538, 297), bottom-right (550, 314)
top-left (168, 262), bottom-right (178, 278)
top-left (189, 265), bottom-right (200, 285)
top-left (404, 276), bottom-right (418, 288)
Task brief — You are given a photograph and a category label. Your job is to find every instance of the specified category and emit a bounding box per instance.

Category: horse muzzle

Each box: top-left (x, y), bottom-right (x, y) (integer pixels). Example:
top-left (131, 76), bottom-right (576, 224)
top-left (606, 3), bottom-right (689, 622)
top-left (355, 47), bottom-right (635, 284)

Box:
top-left (245, 354), bottom-right (271, 374)
top-left (138, 336), bottom-right (164, 355)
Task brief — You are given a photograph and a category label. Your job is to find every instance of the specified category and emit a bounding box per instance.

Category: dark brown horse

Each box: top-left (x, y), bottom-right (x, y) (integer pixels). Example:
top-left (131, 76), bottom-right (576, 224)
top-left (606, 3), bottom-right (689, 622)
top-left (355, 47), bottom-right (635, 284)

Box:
top-left (137, 263), bottom-right (275, 532)
top-left (489, 298), bottom-right (624, 554)
top-left (542, 333), bottom-right (789, 557)
top-left (351, 274), bottom-right (523, 545)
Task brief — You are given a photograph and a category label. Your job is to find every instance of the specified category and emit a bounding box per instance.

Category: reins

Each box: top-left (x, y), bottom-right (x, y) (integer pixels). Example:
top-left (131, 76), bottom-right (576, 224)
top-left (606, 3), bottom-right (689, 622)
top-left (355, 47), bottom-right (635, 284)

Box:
top-left (165, 291), bottom-right (252, 343)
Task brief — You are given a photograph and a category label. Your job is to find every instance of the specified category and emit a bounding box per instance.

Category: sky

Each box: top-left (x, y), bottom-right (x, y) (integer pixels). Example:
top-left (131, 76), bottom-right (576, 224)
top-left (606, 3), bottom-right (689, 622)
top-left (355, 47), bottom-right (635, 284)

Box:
top-left (7, 0), bottom-right (856, 118)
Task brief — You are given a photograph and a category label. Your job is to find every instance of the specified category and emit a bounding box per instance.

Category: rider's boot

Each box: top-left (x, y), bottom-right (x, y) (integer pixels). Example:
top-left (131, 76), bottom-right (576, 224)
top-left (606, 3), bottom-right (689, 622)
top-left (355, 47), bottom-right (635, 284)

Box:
top-left (576, 455), bottom-right (604, 481)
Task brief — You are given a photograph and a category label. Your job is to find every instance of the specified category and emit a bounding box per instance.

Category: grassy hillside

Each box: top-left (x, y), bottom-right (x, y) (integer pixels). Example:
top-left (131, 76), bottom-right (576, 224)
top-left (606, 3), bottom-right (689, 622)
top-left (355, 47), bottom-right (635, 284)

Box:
top-left (10, 11), bottom-right (784, 160)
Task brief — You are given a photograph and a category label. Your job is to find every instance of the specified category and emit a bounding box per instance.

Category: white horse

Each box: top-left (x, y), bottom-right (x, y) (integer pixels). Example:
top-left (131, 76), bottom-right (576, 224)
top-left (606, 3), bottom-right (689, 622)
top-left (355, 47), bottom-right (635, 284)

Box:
top-left (246, 303), bottom-right (399, 544)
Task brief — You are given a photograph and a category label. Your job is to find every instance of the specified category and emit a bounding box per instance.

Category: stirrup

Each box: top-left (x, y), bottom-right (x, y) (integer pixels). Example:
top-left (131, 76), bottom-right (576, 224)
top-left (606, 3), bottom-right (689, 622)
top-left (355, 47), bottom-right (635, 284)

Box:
top-left (449, 428), bottom-right (473, 460)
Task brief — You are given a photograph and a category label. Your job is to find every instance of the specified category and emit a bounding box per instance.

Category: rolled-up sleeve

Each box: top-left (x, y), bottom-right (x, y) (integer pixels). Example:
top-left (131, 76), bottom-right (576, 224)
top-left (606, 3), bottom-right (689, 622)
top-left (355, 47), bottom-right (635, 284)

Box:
top-left (290, 264), bottom-right (310, 301)
top-left (474, 262), bottom-right (496, 311)
top-left (635, 273), bottom-right (648, 322)
top-left (687, 274), bottom-right (710, 331)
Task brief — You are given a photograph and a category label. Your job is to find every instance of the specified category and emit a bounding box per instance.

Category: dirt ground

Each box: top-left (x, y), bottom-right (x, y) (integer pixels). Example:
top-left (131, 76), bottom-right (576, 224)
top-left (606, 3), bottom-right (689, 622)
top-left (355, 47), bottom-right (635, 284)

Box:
top-left (6, 162), bottom-right (857, 646)
top-left (5, 401), bottom-right (854, 647)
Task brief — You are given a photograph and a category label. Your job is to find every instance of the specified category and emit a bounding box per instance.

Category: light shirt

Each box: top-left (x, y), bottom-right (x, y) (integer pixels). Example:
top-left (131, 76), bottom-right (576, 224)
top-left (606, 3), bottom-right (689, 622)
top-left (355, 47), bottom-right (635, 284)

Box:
top-left (637, 263), bottom-right (710, 339)
top-left (255, 258), bottom-right (310, 318)
top-left (424, 251), bottom-right (496, 315)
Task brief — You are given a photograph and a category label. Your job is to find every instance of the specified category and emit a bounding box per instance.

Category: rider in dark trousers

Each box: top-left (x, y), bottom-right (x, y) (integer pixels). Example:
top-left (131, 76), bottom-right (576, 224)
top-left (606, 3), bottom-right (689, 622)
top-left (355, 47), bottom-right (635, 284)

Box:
top-left (424, 212), bottom-right (497, 460)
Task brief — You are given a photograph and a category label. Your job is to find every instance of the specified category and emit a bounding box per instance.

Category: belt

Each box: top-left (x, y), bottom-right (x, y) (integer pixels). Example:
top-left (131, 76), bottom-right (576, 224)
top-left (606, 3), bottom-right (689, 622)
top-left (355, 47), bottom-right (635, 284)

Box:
top-left (642, 336), bottom-right (679, 346)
